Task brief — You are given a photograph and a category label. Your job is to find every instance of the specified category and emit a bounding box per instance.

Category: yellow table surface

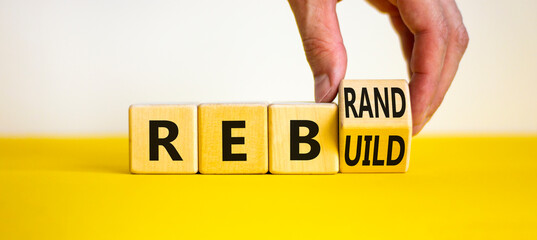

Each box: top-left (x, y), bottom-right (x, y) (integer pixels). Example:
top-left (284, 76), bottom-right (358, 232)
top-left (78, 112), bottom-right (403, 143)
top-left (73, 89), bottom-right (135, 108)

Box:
top-left (1, 135), bottom-right (536, 239)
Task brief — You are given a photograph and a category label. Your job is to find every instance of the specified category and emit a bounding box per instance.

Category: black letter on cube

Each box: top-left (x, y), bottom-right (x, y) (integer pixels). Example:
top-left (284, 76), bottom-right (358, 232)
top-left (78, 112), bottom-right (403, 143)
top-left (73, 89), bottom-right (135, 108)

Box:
top-left (344, 88), bottom-right (358, 118)
top-left (149, 120), bottom-right (182, 161)
top-left (387, 135), bottom-right (405, 165)
top-left (222, 121), bottom-right (247, 161)
top-left (345, 135), bottom-right (362, 166)
top-left (391, 87), bottom-right (406, 118)
top-left (290, 120), bottom-right (321, 161)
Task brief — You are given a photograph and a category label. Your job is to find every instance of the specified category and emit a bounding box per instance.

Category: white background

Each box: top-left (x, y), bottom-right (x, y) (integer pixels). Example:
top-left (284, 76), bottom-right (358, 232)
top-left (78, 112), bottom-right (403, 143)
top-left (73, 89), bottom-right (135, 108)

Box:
top-left (0, 0), bottom-right (536, 135)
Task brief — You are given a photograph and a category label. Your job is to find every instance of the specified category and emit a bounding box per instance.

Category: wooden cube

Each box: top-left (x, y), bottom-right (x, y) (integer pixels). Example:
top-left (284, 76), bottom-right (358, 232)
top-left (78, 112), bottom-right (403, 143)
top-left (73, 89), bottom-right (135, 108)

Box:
top-left (198, 103), bottom-right (268, 174)
top-left (129, 104), bottom-right (198, 174)
top-left (338, 80), bottom-right (412, 172)
top-left (269, 103), bottom-right (339, 174)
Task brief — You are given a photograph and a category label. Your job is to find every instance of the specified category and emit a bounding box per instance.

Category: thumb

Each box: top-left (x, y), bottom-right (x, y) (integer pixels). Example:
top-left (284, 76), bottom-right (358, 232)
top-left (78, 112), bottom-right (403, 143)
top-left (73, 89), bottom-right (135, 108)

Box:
top-left (289, 0), bottom-right (347, 102)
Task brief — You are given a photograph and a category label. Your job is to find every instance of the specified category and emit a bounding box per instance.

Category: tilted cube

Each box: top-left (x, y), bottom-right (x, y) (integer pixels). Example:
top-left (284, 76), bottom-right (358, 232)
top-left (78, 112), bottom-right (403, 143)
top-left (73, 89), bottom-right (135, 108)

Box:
top-left (338, 80), bottom-right (412, 172)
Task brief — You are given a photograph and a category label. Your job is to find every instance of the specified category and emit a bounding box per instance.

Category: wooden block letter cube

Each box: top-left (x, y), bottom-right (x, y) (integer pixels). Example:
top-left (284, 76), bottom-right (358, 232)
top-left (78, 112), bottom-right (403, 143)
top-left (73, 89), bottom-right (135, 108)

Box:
top-left (339, 80), bottom-right (412, 172)
top-left (198, 103), bottom-right (268, 174)
top-left (129, 104), bottom-right (198, 174)
top-left (269, 103), bottom-right (339, 174)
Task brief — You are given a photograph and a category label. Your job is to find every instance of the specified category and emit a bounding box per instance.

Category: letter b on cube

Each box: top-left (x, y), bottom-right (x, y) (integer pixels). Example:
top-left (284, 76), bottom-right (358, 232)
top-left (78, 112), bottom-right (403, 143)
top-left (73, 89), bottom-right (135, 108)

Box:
top-left (269, 103), bottom-right (339, 174)
top-left (339, 80), bottom-right (412, 172)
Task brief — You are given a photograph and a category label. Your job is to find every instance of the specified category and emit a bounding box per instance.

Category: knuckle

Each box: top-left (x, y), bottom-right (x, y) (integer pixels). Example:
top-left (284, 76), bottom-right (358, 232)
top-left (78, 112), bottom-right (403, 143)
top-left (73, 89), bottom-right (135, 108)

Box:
top-left (302, 37), bottom-right (335, 57)
top-left (437, 19), bottom-right (450, 44)
top-left (424, 17), bottom-right (450, 46)
top-left (453, 23), bottom-right (470, 50)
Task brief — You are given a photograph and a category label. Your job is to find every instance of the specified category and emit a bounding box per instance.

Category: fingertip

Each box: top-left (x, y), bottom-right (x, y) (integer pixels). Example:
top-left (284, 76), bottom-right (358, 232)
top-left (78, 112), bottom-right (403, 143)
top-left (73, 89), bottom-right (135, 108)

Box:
top-left (315, 85), bottom-right (337, 103)
top-left (314, 74), bottom-right (340, 103)
top-left (412, 110), bottom-right (434, 136)
top-left (411, 103), bottom-right (427, 136)
top-left (412, 121), bottom-right (424, 136)
top-left (314, 74), bottom-right (331, 102)
top-left (313, 60), bottom-right (345, 103)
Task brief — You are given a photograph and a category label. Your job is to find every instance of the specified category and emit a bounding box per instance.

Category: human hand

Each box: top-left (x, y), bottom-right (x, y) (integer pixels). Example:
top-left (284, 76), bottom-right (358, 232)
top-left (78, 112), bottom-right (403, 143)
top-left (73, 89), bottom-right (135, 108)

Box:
top-left (288, 0), bottom-right (469, 135)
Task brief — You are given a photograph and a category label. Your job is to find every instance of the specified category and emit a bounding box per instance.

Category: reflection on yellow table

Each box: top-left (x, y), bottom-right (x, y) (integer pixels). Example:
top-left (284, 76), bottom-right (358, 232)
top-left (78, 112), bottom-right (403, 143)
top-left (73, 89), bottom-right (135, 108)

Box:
top-left (0, 135), bottom-right (536, 239)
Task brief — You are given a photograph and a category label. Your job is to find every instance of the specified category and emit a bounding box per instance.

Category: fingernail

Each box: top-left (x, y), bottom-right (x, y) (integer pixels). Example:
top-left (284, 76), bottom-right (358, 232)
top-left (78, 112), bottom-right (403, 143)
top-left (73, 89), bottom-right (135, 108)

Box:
top-left (314, 74), bottom-right (331, 102)
top-left (413, 114), bottom-right (432, 136)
